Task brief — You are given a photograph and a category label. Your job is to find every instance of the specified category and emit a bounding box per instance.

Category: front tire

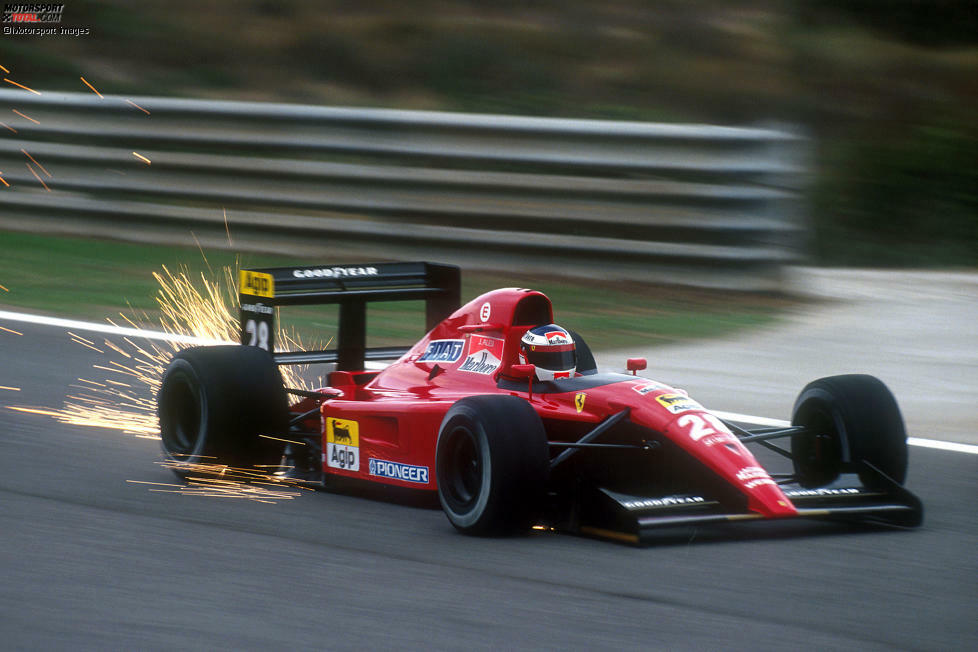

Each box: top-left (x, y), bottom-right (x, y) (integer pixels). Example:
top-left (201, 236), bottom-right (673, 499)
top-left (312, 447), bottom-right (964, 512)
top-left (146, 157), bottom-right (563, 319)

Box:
top-left (158, 345), bottom-right (289, 475)
top-left (791, 374), bottom-right (908, 489)
top-left (435, 395), bottom-right (549, 536)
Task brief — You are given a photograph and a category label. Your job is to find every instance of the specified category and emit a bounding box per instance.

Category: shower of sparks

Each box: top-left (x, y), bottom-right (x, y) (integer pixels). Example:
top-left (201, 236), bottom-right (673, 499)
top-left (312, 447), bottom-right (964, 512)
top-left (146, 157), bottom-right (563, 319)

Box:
top-left (3, 78), bottom-right (40, 95)
top-left (0, 283), bottom-right (9, 292)
top-left (25, 162), bottom-right (50, 191)
top-left (125, 99), bottom-right (150, 115)
top-left (132, 151), bottom-right (151, 165)
top-left (126, 462), bottom-right (315, 503)
top-left (1, 122), bottom-right (16, 134)
top-left (11, 261), bottom-right (327, 503)
top-left (0, 174), bottom-right (8, 187)
top-left (12, 110), bottom-right (39, 125)
top-left (0, 324), bottom-right (23, 335)
top-left (21, 149), bottom-right (51, 178)
top-left (0, 65), bottom-right (9, 74)
top-left (31, 263), bottom-right (324, 442)
top-left (0, 386), bottom-right (21, 391)
top-left (79, 76), bottom-right (102, 98)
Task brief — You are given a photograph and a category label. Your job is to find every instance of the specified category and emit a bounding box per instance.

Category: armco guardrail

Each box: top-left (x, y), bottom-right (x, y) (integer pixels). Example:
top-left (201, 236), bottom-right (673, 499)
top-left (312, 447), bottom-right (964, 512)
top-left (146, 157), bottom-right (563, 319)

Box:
top-left (0, 89), bottom-right (807, 290)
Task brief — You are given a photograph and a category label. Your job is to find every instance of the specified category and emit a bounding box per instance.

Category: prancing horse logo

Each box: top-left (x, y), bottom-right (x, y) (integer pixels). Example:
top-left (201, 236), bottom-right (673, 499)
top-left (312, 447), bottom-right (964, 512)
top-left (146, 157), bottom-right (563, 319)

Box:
top-left (575, 393), bottom-right (586, 413)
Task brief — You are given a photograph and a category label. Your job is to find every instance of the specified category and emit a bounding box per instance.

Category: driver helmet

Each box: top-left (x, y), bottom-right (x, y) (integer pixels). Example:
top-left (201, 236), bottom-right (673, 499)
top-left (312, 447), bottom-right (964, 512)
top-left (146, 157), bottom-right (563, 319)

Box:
top-left (519, 324), bottom-right (576, 381)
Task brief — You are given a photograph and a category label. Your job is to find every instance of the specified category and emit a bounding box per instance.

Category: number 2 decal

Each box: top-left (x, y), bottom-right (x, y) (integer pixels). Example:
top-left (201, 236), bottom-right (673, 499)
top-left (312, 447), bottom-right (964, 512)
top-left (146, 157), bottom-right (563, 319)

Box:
top-left (677, 413), bottom-right (727, 442)
top-left (244, 318), bottom-right (270, 351)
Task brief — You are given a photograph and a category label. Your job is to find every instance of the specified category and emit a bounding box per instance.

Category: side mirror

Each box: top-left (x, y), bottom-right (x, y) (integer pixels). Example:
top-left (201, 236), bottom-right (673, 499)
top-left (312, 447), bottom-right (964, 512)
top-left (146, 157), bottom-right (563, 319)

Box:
top-left (626, 358), bottom-right (647, 375)
top-left (510, 363), bottom-right (536, 400)
top-left (510, 364), bottom-right (536, 380)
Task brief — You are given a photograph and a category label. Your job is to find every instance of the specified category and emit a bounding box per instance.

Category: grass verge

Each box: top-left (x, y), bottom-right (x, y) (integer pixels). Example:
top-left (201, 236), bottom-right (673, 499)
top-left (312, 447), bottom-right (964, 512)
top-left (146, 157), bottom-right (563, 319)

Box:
top-left (0, 231), bottom-right (787, 352)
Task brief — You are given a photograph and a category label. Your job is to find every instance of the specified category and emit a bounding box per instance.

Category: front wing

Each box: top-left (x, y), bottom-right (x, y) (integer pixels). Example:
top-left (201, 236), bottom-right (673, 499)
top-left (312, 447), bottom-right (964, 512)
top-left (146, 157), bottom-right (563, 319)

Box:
top-left (569, 464), bottom-right (924, 545)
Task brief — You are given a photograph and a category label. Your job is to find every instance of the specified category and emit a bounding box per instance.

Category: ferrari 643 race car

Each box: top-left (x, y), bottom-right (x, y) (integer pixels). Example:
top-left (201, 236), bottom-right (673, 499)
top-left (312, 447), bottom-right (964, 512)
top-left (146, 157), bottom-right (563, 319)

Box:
top-left (157, 262), bottom-right (923, 544)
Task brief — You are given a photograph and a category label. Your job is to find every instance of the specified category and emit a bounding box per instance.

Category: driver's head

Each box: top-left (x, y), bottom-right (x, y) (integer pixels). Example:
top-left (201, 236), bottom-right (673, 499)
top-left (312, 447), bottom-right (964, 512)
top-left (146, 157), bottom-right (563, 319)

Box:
top-left (519, 324), bottom-right (576, 381)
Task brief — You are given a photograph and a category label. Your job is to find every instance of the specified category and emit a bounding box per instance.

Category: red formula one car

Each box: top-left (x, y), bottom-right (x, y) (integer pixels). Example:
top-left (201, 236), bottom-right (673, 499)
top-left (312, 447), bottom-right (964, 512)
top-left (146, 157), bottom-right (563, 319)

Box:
top-left (157, 262), bottom-right (922, 543)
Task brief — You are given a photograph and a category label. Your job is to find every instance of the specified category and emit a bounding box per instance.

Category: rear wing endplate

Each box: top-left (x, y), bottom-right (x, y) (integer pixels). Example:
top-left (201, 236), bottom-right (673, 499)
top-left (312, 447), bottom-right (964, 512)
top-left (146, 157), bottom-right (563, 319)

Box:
top-left (239, 262), bottom-right (460, 371)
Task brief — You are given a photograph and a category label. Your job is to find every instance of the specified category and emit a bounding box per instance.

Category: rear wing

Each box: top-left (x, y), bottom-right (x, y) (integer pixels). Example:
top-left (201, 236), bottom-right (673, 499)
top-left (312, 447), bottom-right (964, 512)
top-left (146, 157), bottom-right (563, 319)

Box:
top-left (239, 262), bottom-right (460, 371)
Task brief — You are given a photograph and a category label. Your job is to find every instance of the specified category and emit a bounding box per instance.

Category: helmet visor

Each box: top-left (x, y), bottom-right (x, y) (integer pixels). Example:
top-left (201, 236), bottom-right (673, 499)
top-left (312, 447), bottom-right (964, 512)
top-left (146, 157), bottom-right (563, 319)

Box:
top-left (525, 348), bottom-right (576, 371)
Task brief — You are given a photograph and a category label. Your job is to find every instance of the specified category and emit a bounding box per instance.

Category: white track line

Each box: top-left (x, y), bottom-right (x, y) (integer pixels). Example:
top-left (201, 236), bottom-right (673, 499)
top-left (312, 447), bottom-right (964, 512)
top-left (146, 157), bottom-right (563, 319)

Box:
top-left (904, 438), bottom-right (978, 455)
top-left (2, 308), bottom-right (975, 455)
top-left (713, 409), bottom-right (978, 455)
top-left (0, 309), bottom-right (228, 346)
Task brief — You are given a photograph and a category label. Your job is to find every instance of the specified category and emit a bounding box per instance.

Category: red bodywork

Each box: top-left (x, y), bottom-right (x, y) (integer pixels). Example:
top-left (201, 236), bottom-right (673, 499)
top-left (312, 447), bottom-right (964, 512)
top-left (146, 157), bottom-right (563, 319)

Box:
top-left (306, 287), bottom-right (797, 520)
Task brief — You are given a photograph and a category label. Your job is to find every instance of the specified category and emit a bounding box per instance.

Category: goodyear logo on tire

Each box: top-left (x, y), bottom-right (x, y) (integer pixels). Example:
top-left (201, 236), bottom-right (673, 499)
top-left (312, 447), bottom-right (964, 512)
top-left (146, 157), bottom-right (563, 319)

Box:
top-left (239, 270), bottom-right (275, 298)
top-left (326, 417), bottom-right (359, 471)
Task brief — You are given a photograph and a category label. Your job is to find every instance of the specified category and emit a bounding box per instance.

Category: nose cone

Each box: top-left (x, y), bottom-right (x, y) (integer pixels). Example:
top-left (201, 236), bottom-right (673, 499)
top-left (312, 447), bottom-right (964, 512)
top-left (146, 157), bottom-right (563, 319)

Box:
top-left (647, 401), bottom-right (798, 517)
top-left (735, 464), bottom-right (798, 517)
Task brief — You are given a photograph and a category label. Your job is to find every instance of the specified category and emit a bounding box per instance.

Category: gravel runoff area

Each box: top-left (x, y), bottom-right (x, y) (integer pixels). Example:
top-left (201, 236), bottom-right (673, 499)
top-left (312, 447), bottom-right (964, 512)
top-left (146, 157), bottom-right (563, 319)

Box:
top-left (595, 267), bottom-right (978, 445)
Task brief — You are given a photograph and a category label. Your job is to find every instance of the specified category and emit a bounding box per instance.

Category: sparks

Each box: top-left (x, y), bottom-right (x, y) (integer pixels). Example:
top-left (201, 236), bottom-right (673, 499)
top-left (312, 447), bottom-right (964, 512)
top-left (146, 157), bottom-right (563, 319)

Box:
top-left (71, 338), bottom-right (105, 354)
top-left (0, 174), bottom-right (8, 188)
top-left (223, 208), bottom-right (233, 246)
top-left (190, 232), bottom-right (212, 276)
top-left (147, 461), bottom-right (310, 502)
top-left (0, 386), bottom-right (21, 391)
top-left (79, 76), bottom-right (102, 98)
top-left (125, 99), bottom-right (150, 115)
top-left (132, 152), bottom-right (151, 165)
top-left (34, 262), bottom-right (324, 442)
top-left (67, 331), bottom-right (97, 346)
top-left (21, 149), bottom-right (51, 178)
top-left (25, 162), bottom-right (50, 191)
top-left (12, 110), bottom-right (39, 125)
top-left (0, 122), bottom-right (16, 134)
top-left (0, 65), bottom-right (9, 74)
top-left (0, 324), bottom-right (23, 335)
top-left (3, 78), bottom-right (40, 95)
top-left (0, 283), bottom-right (9, 292)
top-left (259, 434), bottom-right (307, 446)
top-left (8, 406), bottom-right (62, 417)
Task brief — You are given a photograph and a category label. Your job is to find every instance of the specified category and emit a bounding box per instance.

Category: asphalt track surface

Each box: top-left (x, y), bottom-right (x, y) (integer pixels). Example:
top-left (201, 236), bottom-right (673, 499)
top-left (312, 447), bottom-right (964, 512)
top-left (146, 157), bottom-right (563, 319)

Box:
top-left (1, 273), bottom-right (976, 650)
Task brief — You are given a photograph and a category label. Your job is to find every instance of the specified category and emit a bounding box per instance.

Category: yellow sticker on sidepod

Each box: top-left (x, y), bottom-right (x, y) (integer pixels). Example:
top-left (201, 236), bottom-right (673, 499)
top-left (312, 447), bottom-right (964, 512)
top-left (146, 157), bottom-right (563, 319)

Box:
top-left (326, 418), bottom-right (360, 447)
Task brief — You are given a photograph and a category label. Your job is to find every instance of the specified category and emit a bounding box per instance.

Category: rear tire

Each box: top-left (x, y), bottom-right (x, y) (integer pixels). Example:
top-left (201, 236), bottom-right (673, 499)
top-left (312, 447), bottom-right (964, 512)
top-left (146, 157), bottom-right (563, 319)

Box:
top-left (158, 345), bottom-right (289, 476)
top-left (436, 395), bottom-right (549, 536)
top-left (791, 374), bottom-right (908, 489)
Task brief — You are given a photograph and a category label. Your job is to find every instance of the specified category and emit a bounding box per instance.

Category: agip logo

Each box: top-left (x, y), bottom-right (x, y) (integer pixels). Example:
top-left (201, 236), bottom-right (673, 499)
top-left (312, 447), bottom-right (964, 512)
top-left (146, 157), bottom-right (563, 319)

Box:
top-left (654, 393), bottom-right (702, 414)
top-left (326, 417), bottom-right (360, 472)
top-left (239, 270), bottom-right (275, 297)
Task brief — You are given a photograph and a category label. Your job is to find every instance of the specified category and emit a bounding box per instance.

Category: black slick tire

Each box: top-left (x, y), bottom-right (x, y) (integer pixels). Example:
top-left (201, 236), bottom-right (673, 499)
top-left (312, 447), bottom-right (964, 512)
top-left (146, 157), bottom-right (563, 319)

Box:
top-left (435, 395), bottom-right (549, 536)
top-left (791, 374), bottom-right (908, 489)
top-left (157, 345), bottom-right (289, 475)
